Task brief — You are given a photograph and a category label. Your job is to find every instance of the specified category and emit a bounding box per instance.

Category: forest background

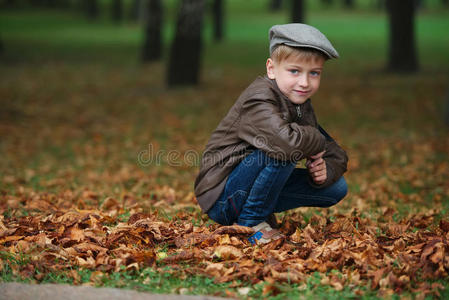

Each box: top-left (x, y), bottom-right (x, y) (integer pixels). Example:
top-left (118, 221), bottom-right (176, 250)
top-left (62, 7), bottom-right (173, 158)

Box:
top-left (1, 0), bottom-right (449, 299)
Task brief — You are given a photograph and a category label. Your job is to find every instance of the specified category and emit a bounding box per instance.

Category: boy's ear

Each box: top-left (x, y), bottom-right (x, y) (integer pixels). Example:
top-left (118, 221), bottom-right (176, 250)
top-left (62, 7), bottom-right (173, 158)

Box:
top-left (266, 58), bottom-right (276, 79)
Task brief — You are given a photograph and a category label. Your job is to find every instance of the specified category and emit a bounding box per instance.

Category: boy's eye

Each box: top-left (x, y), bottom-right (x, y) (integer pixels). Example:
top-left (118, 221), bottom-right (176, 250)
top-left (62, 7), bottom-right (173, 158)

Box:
top-left (310, 71), bottom-right (321, 76)
top-left (289, 69), bottom-right (299, 74)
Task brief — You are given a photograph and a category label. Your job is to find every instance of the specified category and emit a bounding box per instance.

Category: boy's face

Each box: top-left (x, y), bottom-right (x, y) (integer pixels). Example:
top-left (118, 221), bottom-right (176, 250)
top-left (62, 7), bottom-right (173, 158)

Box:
top-left (266, 55), bottom-right (325, 105)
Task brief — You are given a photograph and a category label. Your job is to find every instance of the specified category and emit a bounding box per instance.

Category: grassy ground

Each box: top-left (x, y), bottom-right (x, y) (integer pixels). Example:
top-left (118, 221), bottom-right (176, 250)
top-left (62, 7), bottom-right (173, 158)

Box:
top-left (1, 2), bottom-right (449, 299)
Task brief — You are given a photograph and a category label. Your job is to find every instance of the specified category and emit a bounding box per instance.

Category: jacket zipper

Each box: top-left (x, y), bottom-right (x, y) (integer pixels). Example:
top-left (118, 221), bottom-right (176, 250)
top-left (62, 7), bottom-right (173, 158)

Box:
top-left (296, 105), bottom-right (302, 119)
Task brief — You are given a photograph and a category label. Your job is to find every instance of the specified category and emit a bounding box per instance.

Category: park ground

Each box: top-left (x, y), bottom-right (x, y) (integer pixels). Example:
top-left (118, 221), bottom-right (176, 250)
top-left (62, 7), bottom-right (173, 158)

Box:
top-left (1, 1), bottom-right (449, 299)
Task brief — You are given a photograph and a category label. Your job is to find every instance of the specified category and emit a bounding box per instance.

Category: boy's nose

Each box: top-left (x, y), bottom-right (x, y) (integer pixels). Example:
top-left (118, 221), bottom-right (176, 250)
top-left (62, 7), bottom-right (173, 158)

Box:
top-left (297, 74), bottom-right (309, 88)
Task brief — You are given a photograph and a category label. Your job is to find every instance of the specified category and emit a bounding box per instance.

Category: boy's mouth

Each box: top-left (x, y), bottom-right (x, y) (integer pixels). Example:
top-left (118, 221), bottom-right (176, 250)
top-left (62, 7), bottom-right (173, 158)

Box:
top-left (293, 90), bottom-right (310, 95)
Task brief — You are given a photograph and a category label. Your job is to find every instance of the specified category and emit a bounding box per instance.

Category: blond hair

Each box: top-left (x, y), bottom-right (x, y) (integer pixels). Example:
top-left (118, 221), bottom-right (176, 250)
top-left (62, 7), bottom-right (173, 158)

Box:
top-left (270, 45), bottom-right (328, 63)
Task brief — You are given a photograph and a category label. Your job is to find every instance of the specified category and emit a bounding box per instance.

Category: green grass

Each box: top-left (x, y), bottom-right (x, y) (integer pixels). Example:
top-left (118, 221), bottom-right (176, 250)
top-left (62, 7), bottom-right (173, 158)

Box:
top-left (2, 256), bottom-right (448, 300)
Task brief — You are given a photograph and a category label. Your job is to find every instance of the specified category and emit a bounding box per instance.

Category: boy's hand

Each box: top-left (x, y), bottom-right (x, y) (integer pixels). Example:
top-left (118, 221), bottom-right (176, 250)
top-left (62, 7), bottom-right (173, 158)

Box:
top-left (306, 151), bottom-right (327, 185)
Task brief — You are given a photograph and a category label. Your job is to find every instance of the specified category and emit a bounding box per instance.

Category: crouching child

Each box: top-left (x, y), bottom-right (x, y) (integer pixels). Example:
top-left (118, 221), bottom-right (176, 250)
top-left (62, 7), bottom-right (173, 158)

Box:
top-left (194, 23), bottom-right (348, 244)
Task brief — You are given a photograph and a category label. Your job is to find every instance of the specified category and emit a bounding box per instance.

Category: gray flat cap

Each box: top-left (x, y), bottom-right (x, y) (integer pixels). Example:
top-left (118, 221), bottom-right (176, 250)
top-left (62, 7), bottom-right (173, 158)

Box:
top-left (269, 23), bottom-right (339, 59)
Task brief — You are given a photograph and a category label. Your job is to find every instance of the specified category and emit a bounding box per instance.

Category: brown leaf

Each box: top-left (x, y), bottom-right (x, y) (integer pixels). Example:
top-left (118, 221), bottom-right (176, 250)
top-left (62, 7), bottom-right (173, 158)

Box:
top-left (289, 228), bottom-right (302, 243)
top-left (205, 262), bottom-right (225, 277)
top-left (127, 213), bottom-right (151, 225)
top-left (213, 245), bottom-right (243, 260)
top-left (100, 197), bottom-right (120, 211)
top-left (212, 225), bottom-right (254, 235)
top-left (68, 225), bottom-right (85, 242)
top-left (163, 250), bottom-right (195, 263)
top-left (429, 243), bottom-right (444, 264)
top-left (73, 242), bottom-right (108, 254)
top-left (369, 268), bottom-right (385, 289)
top-left (175, 233), bottom-right (209, 248)
top-left (262, 283), bottom-right (281, 296)
top-left (439, 219), bottom-right (449, 232)
top-left (56, 211), bottom-right (84, 226)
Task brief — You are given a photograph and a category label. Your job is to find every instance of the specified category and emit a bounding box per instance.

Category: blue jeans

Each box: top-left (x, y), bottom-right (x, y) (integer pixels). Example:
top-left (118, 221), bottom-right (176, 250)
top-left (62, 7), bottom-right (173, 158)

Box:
top-left (207, 149), bottom-right (347, 227)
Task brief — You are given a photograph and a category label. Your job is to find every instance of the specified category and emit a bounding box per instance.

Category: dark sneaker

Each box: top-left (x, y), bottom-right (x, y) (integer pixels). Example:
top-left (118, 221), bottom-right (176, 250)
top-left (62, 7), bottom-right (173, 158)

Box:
top-left (266, 213), bottom-right (280, 229)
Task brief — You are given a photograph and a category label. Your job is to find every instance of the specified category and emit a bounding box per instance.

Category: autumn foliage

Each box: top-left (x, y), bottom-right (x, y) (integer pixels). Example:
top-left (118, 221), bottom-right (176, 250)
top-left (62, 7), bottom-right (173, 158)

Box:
top-left (1, 185), bottom-right (448, 298)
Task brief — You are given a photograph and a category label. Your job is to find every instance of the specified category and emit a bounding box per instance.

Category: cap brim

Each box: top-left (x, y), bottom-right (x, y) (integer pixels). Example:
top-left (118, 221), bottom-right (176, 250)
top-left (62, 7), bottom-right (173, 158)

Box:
top-left (283, 42), bottom-right (338, 59)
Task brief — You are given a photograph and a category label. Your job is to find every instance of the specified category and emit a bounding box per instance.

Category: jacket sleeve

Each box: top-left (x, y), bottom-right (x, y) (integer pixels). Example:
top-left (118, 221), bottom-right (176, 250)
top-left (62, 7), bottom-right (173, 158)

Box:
top-left (237, 97), bottom-right (326, 162)
top-left (309, 125), bottom-right (348, 188)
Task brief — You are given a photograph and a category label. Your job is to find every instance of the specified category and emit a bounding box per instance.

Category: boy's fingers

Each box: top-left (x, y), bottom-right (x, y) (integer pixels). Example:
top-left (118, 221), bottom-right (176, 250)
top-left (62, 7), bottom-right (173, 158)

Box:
top-left (309, 158), bottom-right (325, 170)
top-left (310, 151), bottom-right (325, 160)
top-left (313, 174), bottom-right (327, 184)
top-left (309, 165), bottom-right (324, 173)
top-left (305, 159), bottom-right (311, 168)
top-left (309, 157), bottom-right (323, 168)
top-left (312, 170), bottom-right (326, 177)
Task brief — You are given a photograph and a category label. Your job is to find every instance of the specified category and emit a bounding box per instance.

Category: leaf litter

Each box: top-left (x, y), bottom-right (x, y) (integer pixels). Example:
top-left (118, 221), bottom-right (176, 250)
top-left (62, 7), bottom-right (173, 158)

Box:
top-left (1, 190), bottom-right (448, 298)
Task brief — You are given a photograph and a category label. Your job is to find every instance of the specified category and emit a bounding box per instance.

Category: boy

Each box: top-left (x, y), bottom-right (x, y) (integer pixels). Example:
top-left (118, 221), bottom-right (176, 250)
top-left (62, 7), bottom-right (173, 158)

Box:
top-left (194, 23), bottom-right (348, 244)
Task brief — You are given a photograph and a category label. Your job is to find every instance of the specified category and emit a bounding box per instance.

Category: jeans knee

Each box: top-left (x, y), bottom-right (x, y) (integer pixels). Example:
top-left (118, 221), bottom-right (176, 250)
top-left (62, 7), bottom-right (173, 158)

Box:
top-left (334, 177), bottom-right (348, 203)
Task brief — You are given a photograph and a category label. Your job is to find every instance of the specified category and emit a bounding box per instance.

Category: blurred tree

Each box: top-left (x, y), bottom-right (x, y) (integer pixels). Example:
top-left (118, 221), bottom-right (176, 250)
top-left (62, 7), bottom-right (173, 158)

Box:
top-left (269, 0), bottom-right (282, 11)
top-left (85, 0), bottom-right (99, 20)
top-left (29, 0), bottom-right (45, 6)
top-left (112, 0), bottom-right (123, 22)
top-left (291, 0), bottom-right (305, 23)
top-left (4, 0), bottom-right (16, 6)
top-left (142, 0), bottom-right (163, 62)
top-left (342, 0), bottom-right (354, 9)
top-left (414, 0), bottom-right (424, 9)
top-left (46, 0), bottom-right (57, 7)
top-left (212, 0), bottom-right (224, 41)
top-left (320, 0), bottom-right (333, 7)
top-left (386, 0), bottom-right (418, 72)
top-left (376, 0), bottom-right (386, 10)
top-left (442, 0), bottom-right (449, 8)
top-left (130, 0), bottom-right (142, 21)
top-left (167, 0), bottom-right (205, 86)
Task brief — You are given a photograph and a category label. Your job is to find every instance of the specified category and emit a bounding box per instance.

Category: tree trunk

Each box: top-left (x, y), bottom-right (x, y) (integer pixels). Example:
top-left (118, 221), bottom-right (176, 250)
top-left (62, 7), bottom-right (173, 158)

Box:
top-left (342, 0), bottom-right (354, 9)
top-left (142, 0), bottom-right (163, 62)
top-left (130, 0), bottom-right (141, 21)
top-left (85, 0), bottom-right (99, 20)
top-left (167, 0), bottom-right (205, 87)
top-left (45, 0), bottom-right (57, 7)
top-left (386, 0), bottom-right (418, 72)
top-left (112, 0), bottom-right (123, 23)
top-left (414, 0), bottom-right (425, 10)
top-left (269, 0), bottom-right (282, 11)
top-left (212, 0), bottom-right (224, 41)
top-left (30, 0), bottom-right (45, 6)
top-left (3, 0), bottom-right (15, 7)
top-left (291, 0), bottom-right (305, 23)
top-left (320, 0), bottom-right (333, 7)
top-left (376, 0), bottom-right (385, 10)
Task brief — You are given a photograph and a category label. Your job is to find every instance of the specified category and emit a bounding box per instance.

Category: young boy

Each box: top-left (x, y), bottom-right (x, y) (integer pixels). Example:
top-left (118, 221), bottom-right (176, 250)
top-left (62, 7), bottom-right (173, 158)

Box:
top-left (194, 23), bottom-right (348, 244)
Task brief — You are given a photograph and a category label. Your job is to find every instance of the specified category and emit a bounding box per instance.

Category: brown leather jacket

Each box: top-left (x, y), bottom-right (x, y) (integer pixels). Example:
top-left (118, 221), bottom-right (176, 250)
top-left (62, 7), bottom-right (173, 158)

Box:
top-left (194, 76), bottom-right (348, 212)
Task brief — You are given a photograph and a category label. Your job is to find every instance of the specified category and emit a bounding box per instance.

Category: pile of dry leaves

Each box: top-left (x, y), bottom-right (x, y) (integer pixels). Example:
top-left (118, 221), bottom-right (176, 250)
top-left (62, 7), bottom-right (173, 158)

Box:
top-left (0, 189), bottom-right (448, 298)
